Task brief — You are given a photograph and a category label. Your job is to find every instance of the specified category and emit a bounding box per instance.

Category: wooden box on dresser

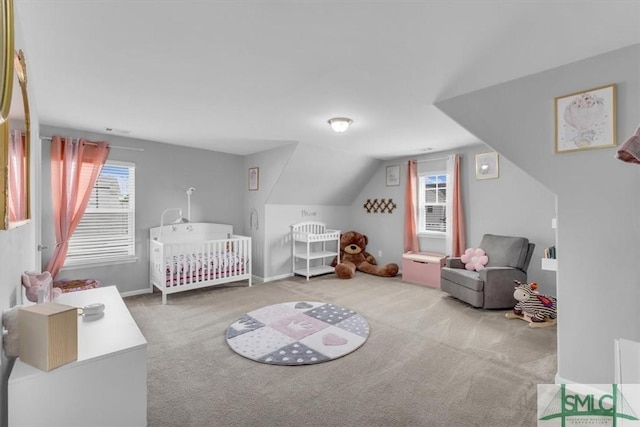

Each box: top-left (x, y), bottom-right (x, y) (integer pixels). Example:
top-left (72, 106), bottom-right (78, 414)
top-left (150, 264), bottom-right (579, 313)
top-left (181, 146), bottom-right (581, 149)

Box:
top-left (8, 286), bottom-right (148, 427)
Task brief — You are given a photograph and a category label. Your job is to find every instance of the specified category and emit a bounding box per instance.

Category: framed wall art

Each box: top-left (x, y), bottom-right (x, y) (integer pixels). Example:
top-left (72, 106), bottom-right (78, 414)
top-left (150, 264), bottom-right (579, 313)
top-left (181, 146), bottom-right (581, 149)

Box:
top-left (475, 152), bottom-right (499, 180)
top-left (248, 167), bottom-right (259, 191)
top-left (554, 84), bottom-right (616, 153)
top-left (386, 164), bottom-right (400, 186)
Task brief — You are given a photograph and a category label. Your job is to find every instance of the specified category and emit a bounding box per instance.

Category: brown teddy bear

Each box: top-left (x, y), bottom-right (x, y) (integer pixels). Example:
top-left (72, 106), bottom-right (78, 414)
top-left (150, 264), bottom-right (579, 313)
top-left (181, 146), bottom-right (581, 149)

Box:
top-left (331, 231), bottom-right (399, 279)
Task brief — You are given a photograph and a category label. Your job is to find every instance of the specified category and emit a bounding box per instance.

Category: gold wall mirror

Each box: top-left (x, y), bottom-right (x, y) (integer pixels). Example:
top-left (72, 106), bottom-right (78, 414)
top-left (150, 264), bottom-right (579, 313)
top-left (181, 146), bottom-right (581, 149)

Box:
top-left (0, 0), bottom-right (14, 123)
top-left (0, 48), bottom-right (30, 229)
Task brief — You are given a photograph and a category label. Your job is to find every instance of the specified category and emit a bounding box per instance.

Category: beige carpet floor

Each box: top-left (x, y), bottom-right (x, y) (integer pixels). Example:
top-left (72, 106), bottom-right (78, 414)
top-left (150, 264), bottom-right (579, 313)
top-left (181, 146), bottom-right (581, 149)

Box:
top-left (125, 274), bottom-right (557, 427)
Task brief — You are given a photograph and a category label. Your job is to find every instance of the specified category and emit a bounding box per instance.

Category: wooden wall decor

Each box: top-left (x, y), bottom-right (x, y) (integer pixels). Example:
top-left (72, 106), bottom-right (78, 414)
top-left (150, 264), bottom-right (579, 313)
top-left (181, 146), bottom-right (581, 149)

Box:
top-left (363, 198), bottom-right (397, 214)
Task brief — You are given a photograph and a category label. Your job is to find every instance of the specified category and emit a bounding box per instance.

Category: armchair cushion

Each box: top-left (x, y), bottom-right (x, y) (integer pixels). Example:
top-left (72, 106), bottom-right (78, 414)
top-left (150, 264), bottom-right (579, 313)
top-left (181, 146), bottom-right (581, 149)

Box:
top-left (445, 257), bottom-right (465, 269)
top-left (441, 268), bottom-right (483, 292)
top-left (479, 234), bottom-right (530, 270)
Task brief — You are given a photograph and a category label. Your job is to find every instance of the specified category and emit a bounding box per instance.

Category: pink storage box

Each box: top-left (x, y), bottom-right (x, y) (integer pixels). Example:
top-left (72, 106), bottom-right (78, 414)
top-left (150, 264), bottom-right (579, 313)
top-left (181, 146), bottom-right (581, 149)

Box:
top-left (402, 252), bottom-right (447, 288)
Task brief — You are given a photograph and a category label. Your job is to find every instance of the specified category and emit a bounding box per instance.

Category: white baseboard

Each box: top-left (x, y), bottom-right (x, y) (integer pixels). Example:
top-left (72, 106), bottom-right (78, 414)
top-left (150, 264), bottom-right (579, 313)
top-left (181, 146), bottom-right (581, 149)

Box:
top-left (259, 273), bottom-right (295, 283)
top-left (120, 288), bottom-right (153, 298)
top-left (248, 275), bottom-right (264, 284)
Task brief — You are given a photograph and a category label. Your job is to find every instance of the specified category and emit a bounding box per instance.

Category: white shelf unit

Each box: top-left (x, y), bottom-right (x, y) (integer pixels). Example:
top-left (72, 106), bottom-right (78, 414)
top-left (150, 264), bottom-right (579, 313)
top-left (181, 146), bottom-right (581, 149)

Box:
top-left (541, 258), bottom-right (557, 271)
top-left (541, 217), bottom-right (558, 272)
top-left (291, 221), bottom-right (340, 280)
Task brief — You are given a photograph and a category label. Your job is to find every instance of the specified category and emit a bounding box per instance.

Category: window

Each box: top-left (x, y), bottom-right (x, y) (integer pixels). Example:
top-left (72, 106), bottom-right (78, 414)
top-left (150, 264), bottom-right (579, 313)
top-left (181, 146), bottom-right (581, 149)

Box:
top-left (418, 173), bottom-right (448, 234)
top-left (64, 161), bottom-right (136, 266)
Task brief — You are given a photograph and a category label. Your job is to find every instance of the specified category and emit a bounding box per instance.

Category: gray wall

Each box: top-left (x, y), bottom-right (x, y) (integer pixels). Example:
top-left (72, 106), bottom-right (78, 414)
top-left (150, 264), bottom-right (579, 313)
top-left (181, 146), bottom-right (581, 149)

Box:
top-left (436, 44), bottom-right (640, 384)
top-left (0, 206), bottom-right (34, 427)
top-left (348, 144), bottom-right (557, 296)
top-left (243, 143), bottom-right (297, 278)
top-left (0, 14), bottom-right (37, 426)
top-left (266, 143), bottom-right (381, 205)
top-left (244, 142), bottom-right (380, 280)
top-left (39, 125), bottom-right (245, 295)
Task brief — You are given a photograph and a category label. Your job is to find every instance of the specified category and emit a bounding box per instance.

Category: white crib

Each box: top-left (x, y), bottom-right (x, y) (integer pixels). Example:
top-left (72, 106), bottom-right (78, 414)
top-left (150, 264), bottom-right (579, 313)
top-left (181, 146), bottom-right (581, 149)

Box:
top-left (149, 222), bottom-right (252, 304)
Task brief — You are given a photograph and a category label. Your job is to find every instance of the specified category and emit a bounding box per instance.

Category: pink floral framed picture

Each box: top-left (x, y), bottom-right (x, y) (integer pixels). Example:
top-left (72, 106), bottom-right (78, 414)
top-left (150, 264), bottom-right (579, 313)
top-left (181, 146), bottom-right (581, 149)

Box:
top-left (554, 84), bottom-right (616, 153)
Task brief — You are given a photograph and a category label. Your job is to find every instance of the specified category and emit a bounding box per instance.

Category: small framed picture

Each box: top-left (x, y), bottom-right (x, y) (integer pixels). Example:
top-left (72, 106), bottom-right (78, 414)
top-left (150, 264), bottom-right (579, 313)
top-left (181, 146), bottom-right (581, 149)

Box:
top-left (248, 167), bottom-right (259, 191)
top-left (386, 165), bottom-right (400, 186)
top-left (554, 84), bottom-right (616, 153)
top-left (475, 152), bottom-right (499, 180)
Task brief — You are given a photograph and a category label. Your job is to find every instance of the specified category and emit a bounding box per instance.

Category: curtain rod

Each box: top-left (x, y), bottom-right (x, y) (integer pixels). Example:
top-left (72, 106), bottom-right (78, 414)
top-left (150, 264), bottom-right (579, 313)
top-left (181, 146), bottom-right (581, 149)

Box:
top-left (40, 136), bottom-right (144, 152)
top-left (416, 156), bottom-right (450, 163)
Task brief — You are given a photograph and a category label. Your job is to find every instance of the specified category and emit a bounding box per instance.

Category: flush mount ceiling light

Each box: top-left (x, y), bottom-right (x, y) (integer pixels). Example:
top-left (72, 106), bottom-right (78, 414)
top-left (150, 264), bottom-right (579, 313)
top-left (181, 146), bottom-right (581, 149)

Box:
top-left (328, 117), bottom-right (353, 133)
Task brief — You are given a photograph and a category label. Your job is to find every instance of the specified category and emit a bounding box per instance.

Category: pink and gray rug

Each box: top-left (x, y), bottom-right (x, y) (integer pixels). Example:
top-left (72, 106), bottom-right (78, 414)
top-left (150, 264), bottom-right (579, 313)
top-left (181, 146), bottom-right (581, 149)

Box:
top-left (225, 301), bottom-right (370, 365)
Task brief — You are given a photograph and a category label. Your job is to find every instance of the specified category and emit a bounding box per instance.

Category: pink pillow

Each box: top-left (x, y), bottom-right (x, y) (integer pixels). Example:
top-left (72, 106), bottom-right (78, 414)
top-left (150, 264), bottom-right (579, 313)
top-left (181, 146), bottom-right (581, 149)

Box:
top-left (461, 248), bottom-right (489, 271)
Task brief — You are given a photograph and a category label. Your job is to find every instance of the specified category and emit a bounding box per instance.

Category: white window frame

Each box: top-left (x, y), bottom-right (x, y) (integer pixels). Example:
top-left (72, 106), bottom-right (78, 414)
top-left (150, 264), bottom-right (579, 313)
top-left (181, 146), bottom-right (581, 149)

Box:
top-left (63, 160), bottom-right (136, 268)
top-left (417, 172), bottom-right (449, 237)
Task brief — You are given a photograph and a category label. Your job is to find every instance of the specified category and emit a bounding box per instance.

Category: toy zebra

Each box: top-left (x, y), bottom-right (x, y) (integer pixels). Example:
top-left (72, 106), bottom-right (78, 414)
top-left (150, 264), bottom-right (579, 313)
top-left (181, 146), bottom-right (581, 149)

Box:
top-left (506, 280), bottom-right (557, 327)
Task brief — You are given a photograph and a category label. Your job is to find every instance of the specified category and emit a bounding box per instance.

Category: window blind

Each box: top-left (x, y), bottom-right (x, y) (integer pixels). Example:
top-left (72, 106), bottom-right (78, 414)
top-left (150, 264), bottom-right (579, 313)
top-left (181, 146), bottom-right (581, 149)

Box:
top-left (418, 173), bottom-right (448, 233)
top-left (65, 161), bottom-right (136, 266)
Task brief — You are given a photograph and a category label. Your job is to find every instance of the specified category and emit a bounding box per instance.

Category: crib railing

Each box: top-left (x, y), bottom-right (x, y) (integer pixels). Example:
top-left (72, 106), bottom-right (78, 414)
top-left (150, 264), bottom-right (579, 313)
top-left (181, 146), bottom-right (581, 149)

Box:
top-left (290, 221), bottom-right (340, 242)
top-left (150, 235), bottom-right (251, 303)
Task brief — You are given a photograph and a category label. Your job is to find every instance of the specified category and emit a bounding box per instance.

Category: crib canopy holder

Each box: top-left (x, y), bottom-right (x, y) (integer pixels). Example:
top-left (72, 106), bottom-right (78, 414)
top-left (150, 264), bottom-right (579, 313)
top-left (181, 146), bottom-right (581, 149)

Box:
top-left (156, 188), bottom-right (197, 241)
top-left (185, 187), bottom-right (195, 221)
top-left (157, 208), bottom-right (190, 241)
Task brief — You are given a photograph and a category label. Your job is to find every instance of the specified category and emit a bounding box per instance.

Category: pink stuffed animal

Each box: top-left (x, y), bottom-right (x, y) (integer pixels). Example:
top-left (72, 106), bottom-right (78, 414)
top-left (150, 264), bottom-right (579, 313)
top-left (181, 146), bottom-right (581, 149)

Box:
top-left (21, 271), bottom-right (61, 303)
top-left (460, 248), bottom-right (489, 271)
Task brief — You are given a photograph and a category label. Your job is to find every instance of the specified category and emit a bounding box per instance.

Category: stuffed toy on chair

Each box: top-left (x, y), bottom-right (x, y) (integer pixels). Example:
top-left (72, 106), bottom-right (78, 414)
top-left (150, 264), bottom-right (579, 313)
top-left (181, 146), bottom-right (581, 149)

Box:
top-left (21, 271), bottom-right (61, 303)
top-left (505, 280), bottom-right (557, 328)
top-left (331, 231), bottom-right (399, 279)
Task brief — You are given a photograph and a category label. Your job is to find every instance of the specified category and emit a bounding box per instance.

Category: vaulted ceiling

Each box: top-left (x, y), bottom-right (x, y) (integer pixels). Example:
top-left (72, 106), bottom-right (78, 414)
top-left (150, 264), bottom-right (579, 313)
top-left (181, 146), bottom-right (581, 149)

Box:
top-left (15, 0), bottom-right (640, 159)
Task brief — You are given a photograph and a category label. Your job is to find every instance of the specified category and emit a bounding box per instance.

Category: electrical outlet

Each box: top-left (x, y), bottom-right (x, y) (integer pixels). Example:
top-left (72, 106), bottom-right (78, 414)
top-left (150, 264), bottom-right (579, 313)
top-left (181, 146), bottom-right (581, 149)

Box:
top-left (378, 250), bottom-right (382, 257)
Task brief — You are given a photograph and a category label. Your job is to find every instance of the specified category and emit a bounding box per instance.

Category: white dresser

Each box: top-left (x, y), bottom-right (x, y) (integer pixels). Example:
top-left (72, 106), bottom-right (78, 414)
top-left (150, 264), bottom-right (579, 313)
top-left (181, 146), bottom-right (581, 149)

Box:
top-left (8, 286), bottom-right (148, 427)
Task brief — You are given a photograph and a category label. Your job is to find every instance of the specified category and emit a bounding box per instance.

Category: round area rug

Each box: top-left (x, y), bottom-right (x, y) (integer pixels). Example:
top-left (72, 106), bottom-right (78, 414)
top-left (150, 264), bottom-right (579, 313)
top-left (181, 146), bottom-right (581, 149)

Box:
top-left (225, 301), bottom-right (370, 365)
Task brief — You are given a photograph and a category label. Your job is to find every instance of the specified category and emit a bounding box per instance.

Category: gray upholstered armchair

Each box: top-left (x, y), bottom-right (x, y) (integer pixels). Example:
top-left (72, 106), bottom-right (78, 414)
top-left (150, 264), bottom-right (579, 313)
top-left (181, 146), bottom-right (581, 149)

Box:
top-left (440, 234), bottom-right (535, 309)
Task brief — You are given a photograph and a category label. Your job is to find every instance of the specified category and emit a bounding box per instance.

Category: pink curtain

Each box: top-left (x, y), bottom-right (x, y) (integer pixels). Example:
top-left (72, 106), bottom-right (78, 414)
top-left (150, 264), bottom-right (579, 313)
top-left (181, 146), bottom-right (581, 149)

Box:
top-left (8, 130), bottom-right (27, 222)
top-left (451, 154), bottom-right (466, 257)
top-left (45, 136), bottom-right (110, 278)
top-left (403, 160), bottom-right (419, 253)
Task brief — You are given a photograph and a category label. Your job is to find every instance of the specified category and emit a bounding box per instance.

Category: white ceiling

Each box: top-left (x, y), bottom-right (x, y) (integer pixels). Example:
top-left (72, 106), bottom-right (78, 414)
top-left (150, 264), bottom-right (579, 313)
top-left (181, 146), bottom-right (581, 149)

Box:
top-left (14, 1), bottom-right (640, 160)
